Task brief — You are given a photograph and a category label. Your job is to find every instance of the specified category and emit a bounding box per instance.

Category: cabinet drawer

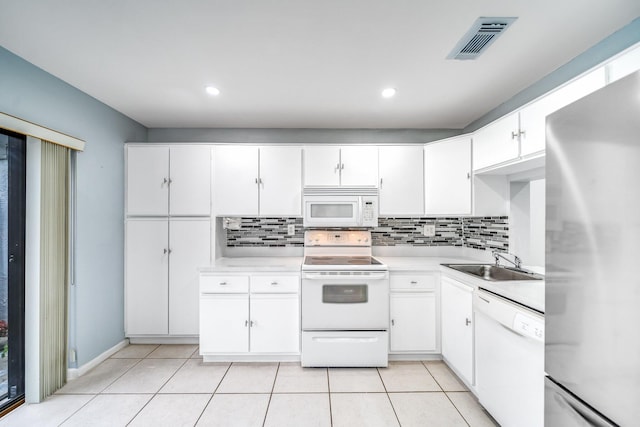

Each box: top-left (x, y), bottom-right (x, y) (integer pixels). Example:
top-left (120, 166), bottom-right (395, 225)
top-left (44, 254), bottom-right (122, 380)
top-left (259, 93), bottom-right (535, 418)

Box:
top-left (251, 275), bottom-right (299, 293)
top-left (200, 275), bottom-right (249, 294)
top-left (390, 274), bottom-right (437, 291)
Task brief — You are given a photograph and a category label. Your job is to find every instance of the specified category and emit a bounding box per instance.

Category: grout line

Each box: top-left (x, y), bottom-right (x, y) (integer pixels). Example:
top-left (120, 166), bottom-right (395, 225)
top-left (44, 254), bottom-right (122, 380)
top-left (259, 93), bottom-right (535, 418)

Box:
top-left (193, 361), bottom-right (233, 426)
top-left (376, 366), bottom-right (402, 427)
top-left (443, 391), bottom-right (472, 427)
top-left (327, 368), bottom-right (333, 427)
top-left (55, 393), bottom-right (100, 426)
top-left (261, 362), bottom-right (280, 427)
top-left (420, 360), bottom-right (445, 392)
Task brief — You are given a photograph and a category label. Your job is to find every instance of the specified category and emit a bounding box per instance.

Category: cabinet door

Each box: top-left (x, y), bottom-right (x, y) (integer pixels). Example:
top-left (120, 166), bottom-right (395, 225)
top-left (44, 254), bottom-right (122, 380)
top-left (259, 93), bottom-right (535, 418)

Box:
top-left (441, 277), bottom-right (474, 384)
top-left (390, 293), bottom-right (437, 352)
top-left (520, 68), bottom-right (606, 156)
top-left (340, 146), bottom-right (379, 186)
top-left (259, 146), bottom-right (302, 216)
top-left (213, 146), bottom-right (259, 215)
top-left (125, 219), bottom-right (169, 335)
top-left (379, 146), bottom-right (424, 215)
top-left (303, 146), bottom-right (340, 186)
top-left (425, 136), bottom-right (471, 215)
top-left (126, 146), bottom-right (169, 215)
top-left (250, 293), bottom-right (300, 353)
top-left (169, 145), bottom-right (211, 216)
top-left (472, 113), bottom-right (519, 171)
top-left (169, 219), bottom-right (211, 335)
top-left (199, 294), bottom-right (249, 353)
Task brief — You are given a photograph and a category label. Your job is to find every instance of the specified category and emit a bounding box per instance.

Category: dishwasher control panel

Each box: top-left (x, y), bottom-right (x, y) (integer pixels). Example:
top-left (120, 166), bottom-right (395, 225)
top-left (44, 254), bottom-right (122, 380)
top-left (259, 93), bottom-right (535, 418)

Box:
top-left (513, 312), bottom-right (544, 342)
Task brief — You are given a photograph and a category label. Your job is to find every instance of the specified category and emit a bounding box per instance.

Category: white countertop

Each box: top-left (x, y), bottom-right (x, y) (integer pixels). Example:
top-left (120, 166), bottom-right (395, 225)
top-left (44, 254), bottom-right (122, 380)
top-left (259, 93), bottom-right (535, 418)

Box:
top-left (440, 265), bottom-right (545, 313)
top-left (376, 256), bottom-right (479, 271)
top-left (200, 257), bottom-right (303, 273)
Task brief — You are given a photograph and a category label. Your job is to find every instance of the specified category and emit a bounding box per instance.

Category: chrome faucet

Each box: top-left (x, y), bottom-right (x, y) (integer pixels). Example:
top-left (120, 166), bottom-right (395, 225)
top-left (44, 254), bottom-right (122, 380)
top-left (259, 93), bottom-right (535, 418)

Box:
top-left (492, 250), bottom-right (522, 270)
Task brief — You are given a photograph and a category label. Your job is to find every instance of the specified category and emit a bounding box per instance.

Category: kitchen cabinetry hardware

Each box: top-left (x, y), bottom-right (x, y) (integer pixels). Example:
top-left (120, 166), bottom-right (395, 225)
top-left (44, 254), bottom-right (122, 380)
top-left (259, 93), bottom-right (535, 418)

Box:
top-left (467, 172), bottom-right (471, 179)
top-left (219, 281), bottom-right (227, 286)
top-left (245, 320), bottom-right (249, 327)
top-left (250, 320), bottom-right (255, 327)
top-left (391, 319), bottom-right (395, 326)
top-left (511, 130), bottom-right (519, 140)
top-left (466, 317), bottom-right (471, 326)
top-left (271, 281), bottom-right (278, 286)
top-left (410, 280), bottom-right (417, 284)
top-left (163, 248), bottom-right (168, 254)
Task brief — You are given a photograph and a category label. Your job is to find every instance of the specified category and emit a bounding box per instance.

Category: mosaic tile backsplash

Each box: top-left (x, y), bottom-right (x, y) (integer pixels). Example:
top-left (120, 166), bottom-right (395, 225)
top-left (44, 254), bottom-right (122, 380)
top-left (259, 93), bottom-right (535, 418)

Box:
top-left (224, 216), bottom-right (509, 251)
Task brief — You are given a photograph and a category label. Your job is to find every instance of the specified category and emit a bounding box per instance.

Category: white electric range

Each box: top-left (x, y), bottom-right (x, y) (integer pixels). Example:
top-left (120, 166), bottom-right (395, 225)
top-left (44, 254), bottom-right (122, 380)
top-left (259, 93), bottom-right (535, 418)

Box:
top-left (300, 230), bottom-right (389, 367)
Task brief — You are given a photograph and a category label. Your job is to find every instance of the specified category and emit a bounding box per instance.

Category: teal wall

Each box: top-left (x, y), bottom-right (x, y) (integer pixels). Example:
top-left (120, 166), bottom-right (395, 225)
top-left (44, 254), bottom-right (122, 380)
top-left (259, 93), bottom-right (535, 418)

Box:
top-left (0, 46), bottom-right (147, 367)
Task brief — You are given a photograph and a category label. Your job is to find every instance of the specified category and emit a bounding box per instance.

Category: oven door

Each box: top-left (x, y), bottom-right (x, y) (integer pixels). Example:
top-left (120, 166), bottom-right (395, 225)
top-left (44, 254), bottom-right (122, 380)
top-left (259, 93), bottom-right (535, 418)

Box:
top-left (303, 195), bottom-right (361, 228)
top-left (301, 271), bottom-right (389, 330)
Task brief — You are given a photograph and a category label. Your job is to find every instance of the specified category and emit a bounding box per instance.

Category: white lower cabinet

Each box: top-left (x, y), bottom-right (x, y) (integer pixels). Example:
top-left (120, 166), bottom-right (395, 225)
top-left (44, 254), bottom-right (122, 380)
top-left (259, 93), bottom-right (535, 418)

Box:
top-left (199, 273), bottom-right (300, 357)
top-left (389, 273), bottom-right (439, 354)
top-left (441, 276), bottom-right (474, 385)
top-left (126, 218), bottom-right (210, 337)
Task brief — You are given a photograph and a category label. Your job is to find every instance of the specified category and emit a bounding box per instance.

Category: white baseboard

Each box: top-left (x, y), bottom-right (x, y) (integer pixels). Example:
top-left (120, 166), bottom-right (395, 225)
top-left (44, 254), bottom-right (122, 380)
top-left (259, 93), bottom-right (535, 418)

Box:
top-left (128, 336), bottom-right (199, 345)
top-left (67, 339), bottom-right (129, 380)
top-left (388, 353), bottom-right (443, 361)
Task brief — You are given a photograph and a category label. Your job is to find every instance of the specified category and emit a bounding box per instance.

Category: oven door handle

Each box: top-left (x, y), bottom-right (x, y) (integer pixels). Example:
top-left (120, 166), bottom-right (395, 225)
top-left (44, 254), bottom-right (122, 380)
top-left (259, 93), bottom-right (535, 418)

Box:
top-left (302, 272), bottom-right (388, 280)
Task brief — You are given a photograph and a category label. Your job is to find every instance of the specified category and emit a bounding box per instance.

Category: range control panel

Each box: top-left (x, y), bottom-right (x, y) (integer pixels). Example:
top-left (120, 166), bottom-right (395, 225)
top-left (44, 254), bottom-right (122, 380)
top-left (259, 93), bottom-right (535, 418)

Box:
top-left (305, 230), bottom-right (371, 247)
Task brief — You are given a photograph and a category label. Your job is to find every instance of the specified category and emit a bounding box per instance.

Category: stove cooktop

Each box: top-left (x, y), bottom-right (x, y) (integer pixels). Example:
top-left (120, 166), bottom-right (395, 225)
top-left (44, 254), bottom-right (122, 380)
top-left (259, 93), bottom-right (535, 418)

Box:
top-left (303, 256), bottom-right (383, 266)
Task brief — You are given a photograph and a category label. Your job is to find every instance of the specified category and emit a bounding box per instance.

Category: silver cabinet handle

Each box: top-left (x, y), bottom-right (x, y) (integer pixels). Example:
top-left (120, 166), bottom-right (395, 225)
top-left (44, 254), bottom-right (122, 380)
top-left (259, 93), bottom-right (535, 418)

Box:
top-left (391, 319), bottom-right (395, 326)
top-left (245, 320), bottom-right (248, 327)
top-left (511, 131), bottom-right (519, 140)
top-left (467, 172), bottom-right (471, 179)
top-left (167, 178), bottom-right (172, 185)
top-left (519, 130), bottom-right (526, 138)
top-left (163, 177), bottom-right (168, 184)
top-left (259, 178), bottom-right (263, 185)
top-left (255, 178), bottom-right (259, 184)
top-left (410, 281), bottom-right (418, 285)
top-left (271, 281), bottom-right (278, 286)
top-left (250, 320), bottom-right (255, 327)
top-left (163, 248), bottom-right (168, 254)
top-left (341, 163), bottom-right (345, 170)
top-left (335, 163), bottom-right (340, 172)
top-left (465, 318), bottom-right (471, 326)
top-left (219, 281), bottom-right (227, 286)
top-left (380, 178), bottom-right (383, 187)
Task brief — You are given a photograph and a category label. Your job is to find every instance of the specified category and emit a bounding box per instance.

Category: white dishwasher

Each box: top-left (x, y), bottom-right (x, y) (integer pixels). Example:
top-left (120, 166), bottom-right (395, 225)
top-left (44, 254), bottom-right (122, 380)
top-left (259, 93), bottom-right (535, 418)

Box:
top-left (474, 288), bottom-right (544, 427)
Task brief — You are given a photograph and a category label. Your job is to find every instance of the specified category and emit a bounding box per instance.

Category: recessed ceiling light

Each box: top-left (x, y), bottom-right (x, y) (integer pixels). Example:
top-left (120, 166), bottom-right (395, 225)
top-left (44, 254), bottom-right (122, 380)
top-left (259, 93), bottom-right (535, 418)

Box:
top-left (381, 88), bottom-right (397, 98)
top-left (205, 86), bottom-right (220, 96)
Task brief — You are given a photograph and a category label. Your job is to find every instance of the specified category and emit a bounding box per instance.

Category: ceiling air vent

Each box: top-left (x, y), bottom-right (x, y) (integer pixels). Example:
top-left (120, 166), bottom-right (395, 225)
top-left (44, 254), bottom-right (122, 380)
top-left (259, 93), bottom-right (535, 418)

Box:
top-left (447, 17), bottom-right (517, 60)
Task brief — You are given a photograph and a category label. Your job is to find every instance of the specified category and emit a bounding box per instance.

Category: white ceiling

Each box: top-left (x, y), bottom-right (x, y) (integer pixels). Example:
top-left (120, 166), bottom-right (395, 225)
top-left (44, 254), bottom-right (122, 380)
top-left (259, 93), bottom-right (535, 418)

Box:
top-left (1, 1), bottom-right (639, 129)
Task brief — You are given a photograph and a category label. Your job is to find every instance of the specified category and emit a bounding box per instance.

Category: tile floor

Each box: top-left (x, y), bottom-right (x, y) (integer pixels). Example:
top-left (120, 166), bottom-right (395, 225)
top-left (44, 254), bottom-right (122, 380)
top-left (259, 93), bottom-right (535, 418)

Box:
top-left (0, 344), bottom-right (498, 427)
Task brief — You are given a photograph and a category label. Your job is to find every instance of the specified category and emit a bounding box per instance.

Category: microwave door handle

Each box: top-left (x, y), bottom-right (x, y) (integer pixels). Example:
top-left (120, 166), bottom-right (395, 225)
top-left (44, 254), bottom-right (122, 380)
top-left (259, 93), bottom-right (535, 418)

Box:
top-left (357, 197), bottom-right (363, 226)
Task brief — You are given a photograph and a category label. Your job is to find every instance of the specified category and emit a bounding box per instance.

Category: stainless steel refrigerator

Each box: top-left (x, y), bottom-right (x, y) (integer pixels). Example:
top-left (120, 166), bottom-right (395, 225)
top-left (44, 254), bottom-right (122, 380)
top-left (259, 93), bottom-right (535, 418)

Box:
top-left (545, 70), bottom-right (640, 426)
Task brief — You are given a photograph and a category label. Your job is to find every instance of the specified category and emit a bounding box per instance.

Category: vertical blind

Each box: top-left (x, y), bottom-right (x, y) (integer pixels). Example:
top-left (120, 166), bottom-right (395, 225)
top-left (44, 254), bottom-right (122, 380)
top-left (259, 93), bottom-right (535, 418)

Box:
top-left (39, 140), bottom-right (69, 399)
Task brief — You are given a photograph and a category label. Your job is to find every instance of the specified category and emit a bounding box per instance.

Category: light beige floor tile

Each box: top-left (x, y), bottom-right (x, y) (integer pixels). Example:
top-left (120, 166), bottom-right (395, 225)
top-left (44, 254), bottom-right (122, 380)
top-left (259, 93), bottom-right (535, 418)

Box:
top-left (273, 363), bottom-right (328, 393)
top-left (60, 394), bottom-right (152, 427)
top-left (159, 359), bottom-right (229, 394)
top-left (423, 361), bottom-right (467, 391)
top-left (264, 393), bottom-right (331, 427)
top-left (216, 363), bottom-right (278, 393)
top-left (328, 368), bottom-right (385, 392)
top-left (0, 394), bottom-right (93, 427)
top-left (389, 392), bottom-right (468, 427)
top-left (111, 344), bottom-right (158, 359)
top-left (196, 394), bottom-right (270, 427)
top-left (447, 392), bottom-right (499, 427)
top-left (330, 393), bottom-right (399, 427)
top-left (57, 358), bottom-right (140, 394)
top-left (129, 394), bottom-right (210, 427)
top-left (378, 361), bottom-right (441, 392)
top-left (103, 358), bottom-right (185, 394)
top-left (147, 344), bottom-right (199, 359)
top-left (191, 346), bottom-right (202, 358)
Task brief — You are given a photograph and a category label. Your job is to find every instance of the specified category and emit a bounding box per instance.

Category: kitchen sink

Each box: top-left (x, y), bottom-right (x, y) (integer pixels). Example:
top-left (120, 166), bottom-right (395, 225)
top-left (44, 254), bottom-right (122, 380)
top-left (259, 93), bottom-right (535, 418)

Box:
top-left (443, 264), bottom-right (544, 281)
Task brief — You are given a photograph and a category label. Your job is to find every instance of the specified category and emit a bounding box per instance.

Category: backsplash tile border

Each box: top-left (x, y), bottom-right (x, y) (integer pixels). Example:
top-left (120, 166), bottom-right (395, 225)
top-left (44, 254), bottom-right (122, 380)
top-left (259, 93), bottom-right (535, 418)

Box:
top-left (224, 216), bottom-right (509, 251)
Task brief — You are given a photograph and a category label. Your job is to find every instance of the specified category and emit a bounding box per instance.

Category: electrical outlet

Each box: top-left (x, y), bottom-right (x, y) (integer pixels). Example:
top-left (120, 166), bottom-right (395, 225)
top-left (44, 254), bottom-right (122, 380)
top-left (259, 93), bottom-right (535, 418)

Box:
top-left (287, 224), bottom-right (296, 235)
top-left (423, 224), bottom-right (436, 237)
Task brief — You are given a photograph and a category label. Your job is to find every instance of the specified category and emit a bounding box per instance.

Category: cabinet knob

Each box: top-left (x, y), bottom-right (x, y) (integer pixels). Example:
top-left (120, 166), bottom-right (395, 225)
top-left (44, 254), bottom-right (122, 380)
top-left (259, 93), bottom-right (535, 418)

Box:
top-left (465, 318), bottom-right (471, 326)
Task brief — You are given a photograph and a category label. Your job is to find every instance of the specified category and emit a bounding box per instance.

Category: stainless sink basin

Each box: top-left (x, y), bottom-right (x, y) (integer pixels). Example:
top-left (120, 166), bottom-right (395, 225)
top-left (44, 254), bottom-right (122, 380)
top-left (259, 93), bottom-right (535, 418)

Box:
top-left (443, 264), bottom-right (544, 281)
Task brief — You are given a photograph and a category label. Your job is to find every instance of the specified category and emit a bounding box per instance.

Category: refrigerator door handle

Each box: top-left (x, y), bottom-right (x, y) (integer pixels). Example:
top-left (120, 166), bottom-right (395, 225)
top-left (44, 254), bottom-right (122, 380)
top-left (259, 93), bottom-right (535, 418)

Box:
top-left (545, 377), bottom-right (618, 427)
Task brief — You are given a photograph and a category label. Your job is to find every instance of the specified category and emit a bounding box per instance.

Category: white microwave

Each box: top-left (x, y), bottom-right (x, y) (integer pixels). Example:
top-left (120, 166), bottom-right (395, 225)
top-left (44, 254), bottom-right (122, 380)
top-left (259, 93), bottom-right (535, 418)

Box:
top-left (303, 187), bottom-right (379, 228)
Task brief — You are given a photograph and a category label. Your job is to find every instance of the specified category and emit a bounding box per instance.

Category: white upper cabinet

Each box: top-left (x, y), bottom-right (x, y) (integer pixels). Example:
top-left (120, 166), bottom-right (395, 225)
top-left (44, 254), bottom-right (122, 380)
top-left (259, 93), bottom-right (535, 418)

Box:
top-left (214, 145), bottom-right (303, 216)
top-left (169, 145), bottom-right (212, 216)
top-left (126, 145), bottom-right (169, 216)
top-left (303, 146), bottom-right (341, 186)
top-left (214, 145), bottom-right (260, 216)
top-left (126, 144), bottom-right (211, 216)
top-left (340, 146), bottom-right (379, 186)
top-left (472, 113), bottom-right (520, 171)
top-left (473, 68), bottom-right (606, 171)
top-left (424, 136), bottom-right (471, 215)
top-left (303, 146), bottom-right (378, 186)
top-left (519, 68), bottom-right (606, 157)
top-left (259, 146), bottom-right (302, 216)
top-left (607, 44), bottom-right (640, 84)
top-left (379, 146), bottom-right (424, 216)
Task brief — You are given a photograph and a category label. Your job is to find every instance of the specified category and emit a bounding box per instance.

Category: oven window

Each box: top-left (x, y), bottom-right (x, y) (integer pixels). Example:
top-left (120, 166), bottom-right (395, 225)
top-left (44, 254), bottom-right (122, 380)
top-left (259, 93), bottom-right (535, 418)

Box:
top-left (323, 285), bottom-right (368, 303)
top-left (310, 204), bottom-right (353, 218)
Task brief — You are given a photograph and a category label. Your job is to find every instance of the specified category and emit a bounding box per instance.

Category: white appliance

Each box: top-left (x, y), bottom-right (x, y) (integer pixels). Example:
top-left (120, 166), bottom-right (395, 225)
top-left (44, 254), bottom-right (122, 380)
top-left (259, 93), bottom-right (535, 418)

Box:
top-left (475, 288), bottom-right (545, 427)
top-left (301, 230), bottom-right (389, 367)
top-left (302, 187), bottom-right (378, 228)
